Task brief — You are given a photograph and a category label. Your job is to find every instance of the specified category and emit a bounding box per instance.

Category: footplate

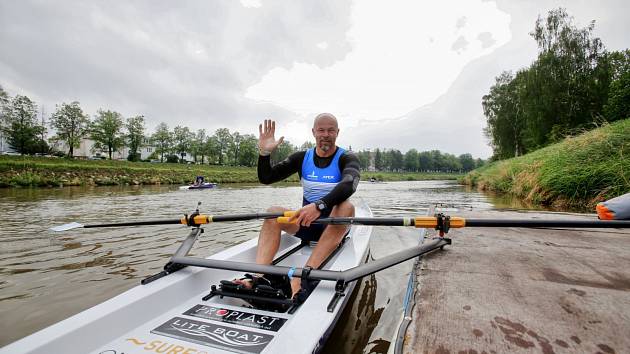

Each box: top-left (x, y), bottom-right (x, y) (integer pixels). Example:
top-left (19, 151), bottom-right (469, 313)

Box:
top-left (203, 282), bottom-right (298, 313)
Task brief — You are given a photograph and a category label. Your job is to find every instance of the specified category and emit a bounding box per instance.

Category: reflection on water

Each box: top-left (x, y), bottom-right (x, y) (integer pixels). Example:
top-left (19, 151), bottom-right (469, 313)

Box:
top-left (0, 181), bottom-right (545, 350)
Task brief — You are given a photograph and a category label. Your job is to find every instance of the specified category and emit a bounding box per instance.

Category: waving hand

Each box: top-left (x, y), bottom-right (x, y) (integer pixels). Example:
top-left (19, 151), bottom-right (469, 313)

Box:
top-left (258, 119), bottom-right (284, 155)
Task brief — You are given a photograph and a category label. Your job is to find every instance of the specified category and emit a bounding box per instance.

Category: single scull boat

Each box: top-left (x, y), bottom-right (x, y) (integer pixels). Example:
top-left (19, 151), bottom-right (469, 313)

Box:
top-left (4, 203), bottom-right (629, 354)
top-left (2, 200), bottom-right (379, 354)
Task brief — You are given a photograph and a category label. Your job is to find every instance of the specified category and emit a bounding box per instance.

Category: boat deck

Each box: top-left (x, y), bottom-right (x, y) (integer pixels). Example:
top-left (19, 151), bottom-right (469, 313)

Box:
top-left (403, 209), bottom-right (630, 354)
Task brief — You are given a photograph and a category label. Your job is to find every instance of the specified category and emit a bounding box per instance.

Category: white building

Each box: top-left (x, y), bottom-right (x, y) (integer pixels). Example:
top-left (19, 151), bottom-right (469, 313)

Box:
top-left (52, 137), bottom-right (195, 162)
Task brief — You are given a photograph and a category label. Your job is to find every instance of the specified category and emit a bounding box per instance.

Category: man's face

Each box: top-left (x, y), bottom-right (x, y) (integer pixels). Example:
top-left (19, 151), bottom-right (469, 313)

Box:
top-left (312, 117), bottom-right (339, 153)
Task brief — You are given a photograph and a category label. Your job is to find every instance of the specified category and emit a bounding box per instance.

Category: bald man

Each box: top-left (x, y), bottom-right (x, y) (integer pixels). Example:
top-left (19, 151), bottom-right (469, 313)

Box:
top-left (231, 113), bottom-right (361, 299)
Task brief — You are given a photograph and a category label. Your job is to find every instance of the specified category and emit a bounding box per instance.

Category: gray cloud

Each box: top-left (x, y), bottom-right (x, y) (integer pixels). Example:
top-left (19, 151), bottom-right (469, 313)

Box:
top-left (477, 32), bottom-right (497, 49)
top-left (451, 36), bottom-right (469, 53)
top-left (455, 16), bottom-right (468, 30)
top-left (0, 1), bottom-right (352, 132)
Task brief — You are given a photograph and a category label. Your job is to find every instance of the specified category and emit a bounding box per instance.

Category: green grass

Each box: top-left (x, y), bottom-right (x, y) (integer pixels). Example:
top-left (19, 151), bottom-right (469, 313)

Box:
top-left (0, 157), bottom-right (271, 187)
top-left (0, 156), bottom-right (462, 187)
top-left (362, 171), bottom-right (463, 181)
top-left (462, 118), bottom-right (630, 209)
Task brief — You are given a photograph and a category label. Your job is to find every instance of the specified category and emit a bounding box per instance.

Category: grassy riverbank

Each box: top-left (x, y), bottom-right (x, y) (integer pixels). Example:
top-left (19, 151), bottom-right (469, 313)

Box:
top-left (462, 119), bottom-right (630, 209)
top-left (0, 156), bottom-right (462, 187)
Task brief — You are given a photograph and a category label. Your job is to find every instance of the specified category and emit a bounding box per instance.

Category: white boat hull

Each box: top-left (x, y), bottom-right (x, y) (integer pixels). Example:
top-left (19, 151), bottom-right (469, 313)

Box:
top-left (1, 201), bottom-right (372, 354)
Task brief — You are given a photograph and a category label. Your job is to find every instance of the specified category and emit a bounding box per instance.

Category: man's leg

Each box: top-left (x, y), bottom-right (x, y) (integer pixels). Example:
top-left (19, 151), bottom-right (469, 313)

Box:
top-left (290, 200), bottom-right (355, 296)
top-left (256, 206), bottom-right (300, 264)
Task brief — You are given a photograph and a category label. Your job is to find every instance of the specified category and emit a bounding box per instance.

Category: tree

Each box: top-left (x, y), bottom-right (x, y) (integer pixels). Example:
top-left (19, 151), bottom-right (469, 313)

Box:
top-left (238, 134), bottom-right (259, 167)
top-left (430, 150), bottom-right (444, 172)
top-left (443, 153), bottom-right (462, 172)
top-left (213, 128), bottom-right (232, 165)
top-left (190, 129), bottom-right (206, 163)
top-left (374, 148), bottom-right (383, 171)
top-left (527, 8), bottom-right (607, 144)
top-left (482, 71), bottom-right (526, 159)
top-left (1, 95), bottom-right (44, 154)
top-left (229, 131), bottom-right (243, 165)
top-left (272, 140), bottom-right (296, 164)
top-left (418, 151), bottom-right (432, 172)
top-left (603, 71), bottom-right (630, 121)
top-left (90, 109), bottom-right (124, 159)
top-left (404, 149), bottom-right (418, 172)
top-left (356, 150), bottom-right (370, 170)
top-left (151, 122), bottom-right (172, 162)
top-left (300, 141), bottom-right (315, 150)
top-left (203, 135), bottom-right (220, 164)
top-left (0, 85), bottom-right (8, 110)
top-left (458, 153), bottom-right (475, 172)
top-left (173, 126), bottom-right (193, 162)
top-left (126, 115), bottom-right (145, 161)
top-left (50, 102), bottom-right (90, 158)
top-left (383, 149), bottom-right (403, 171)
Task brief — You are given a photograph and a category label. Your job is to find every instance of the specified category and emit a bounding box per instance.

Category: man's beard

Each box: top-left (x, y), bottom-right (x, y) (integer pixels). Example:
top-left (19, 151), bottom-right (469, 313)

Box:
top-left (320, 142), bottom-right (332, 152)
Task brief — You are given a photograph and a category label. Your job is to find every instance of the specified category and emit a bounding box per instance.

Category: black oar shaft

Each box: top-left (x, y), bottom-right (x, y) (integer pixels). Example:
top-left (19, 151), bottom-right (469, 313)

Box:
top-left (315, 217), bottom-right (413, 226)
top-left (465, 219), bottom-right (630, 228)
top-left (80, 212), bottom-right (287, 229)
top-left (308, 217), bottom-right (630, 228)
top-left (83, 219), bottom-right (181, 228)
top-left (211, 212), bottom-right (285, 222)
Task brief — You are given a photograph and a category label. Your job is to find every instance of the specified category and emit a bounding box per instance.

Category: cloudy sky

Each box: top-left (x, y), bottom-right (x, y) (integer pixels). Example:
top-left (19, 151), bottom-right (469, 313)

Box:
top-left (1, 1), bottom-right (628, 158)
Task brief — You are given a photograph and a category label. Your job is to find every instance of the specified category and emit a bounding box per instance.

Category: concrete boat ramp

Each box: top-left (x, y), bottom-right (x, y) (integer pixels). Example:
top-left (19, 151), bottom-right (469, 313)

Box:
top-left (402, 209), bottom-right (630, 354)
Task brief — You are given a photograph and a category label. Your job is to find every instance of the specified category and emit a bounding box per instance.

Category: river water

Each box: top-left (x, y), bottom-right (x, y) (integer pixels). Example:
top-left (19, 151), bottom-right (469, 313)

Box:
top-left (0, 181), bottom-right (538, 351)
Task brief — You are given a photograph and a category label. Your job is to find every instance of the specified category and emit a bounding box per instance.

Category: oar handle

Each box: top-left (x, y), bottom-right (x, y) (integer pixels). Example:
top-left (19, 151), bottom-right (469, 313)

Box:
top-left (180, 211), bottom-right (296, 226)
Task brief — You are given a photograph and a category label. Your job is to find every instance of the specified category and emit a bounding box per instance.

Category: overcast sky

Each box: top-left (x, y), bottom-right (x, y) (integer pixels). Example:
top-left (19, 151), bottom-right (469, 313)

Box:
top-left (1, 1), bottom-right (628, 158)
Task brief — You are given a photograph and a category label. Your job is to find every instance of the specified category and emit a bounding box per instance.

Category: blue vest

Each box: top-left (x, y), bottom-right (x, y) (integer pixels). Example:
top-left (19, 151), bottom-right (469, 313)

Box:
top-left (301, 147), bottom-right (345, 203)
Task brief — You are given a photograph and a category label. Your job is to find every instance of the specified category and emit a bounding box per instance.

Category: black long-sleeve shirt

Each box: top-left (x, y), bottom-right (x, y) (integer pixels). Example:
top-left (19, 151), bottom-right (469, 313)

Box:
top-left (258, 147), bottom-right (361, 208)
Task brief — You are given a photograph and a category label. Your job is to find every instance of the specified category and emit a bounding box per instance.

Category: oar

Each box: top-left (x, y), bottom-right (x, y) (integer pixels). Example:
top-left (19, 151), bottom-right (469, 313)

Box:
top-left (277, 215), bottom-right (630, 229)
top-left (50, 211), bottom-right (297, 232)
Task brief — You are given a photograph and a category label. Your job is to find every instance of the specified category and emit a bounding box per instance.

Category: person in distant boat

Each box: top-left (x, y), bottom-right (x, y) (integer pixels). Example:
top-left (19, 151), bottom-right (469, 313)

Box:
top-left (231, 113), bottom-right (361, 299)
top-left (193, 176), bottom-right (204, 186)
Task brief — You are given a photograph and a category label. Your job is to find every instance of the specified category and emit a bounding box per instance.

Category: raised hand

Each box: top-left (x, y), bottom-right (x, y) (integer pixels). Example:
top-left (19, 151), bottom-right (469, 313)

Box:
top-left (258, 119), bottom-right (284, 155)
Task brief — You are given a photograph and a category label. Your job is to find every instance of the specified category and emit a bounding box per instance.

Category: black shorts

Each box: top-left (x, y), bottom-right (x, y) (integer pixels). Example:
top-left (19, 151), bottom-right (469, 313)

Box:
top-left (294, 207), bottom-right (332, 242)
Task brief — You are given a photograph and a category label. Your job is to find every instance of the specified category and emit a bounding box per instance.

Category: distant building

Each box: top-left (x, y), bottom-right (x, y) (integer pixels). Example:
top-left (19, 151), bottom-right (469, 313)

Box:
top-left (51, 137), bottom-right (195, 162)
top-left (51, 137), bottom-right (156, 160)
top-left (0, 131), bottom-right (17, 154)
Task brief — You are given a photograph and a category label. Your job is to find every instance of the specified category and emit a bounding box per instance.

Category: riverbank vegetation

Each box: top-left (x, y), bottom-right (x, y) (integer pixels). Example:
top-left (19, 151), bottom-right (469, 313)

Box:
top-left (463, 119), bottom-right (630, 209)
top-left (0, 156), bottom-right (463, 188)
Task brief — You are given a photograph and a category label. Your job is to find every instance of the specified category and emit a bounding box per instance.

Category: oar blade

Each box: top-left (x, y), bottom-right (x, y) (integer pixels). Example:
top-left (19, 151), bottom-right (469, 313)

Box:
top-left (50, 222), bottom-right (84, 232)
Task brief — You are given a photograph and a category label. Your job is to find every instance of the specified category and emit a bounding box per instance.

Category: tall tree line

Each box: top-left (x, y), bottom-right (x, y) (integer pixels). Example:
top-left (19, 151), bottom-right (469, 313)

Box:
top-left (2, 85), bottom-right (484, 170)
top-left (483, 8), bottom-right (630, 160)
top-left (355, 148), bottom-right (483, 173)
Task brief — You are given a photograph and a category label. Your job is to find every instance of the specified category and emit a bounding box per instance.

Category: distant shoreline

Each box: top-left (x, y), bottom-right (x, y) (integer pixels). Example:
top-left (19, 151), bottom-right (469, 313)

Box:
top-left (0, 156), bottom-right (462, 188)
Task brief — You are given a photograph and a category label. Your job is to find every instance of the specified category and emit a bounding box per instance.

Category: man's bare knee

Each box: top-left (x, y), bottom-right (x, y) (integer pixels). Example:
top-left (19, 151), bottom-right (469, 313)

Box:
top-left (331, 200), bottom-right (354, 217)
top-left (263, 205), bottom-right (299, 234)
top-left (266, 206), bottom-right (287, 213)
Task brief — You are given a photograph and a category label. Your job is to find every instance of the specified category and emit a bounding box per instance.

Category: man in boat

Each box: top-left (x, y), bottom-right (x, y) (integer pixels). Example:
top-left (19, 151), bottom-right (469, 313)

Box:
top-left (231, 113), bottom-right (360, 299)
top-left (193, 176), bottom-right (204, 186)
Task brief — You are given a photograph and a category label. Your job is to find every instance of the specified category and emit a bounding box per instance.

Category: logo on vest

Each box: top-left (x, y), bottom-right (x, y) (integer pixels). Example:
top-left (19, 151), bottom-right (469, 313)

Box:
top-left (322, 175), bottom-right (335, 180)
top-left (307, 171), bottom-right (318, 179)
